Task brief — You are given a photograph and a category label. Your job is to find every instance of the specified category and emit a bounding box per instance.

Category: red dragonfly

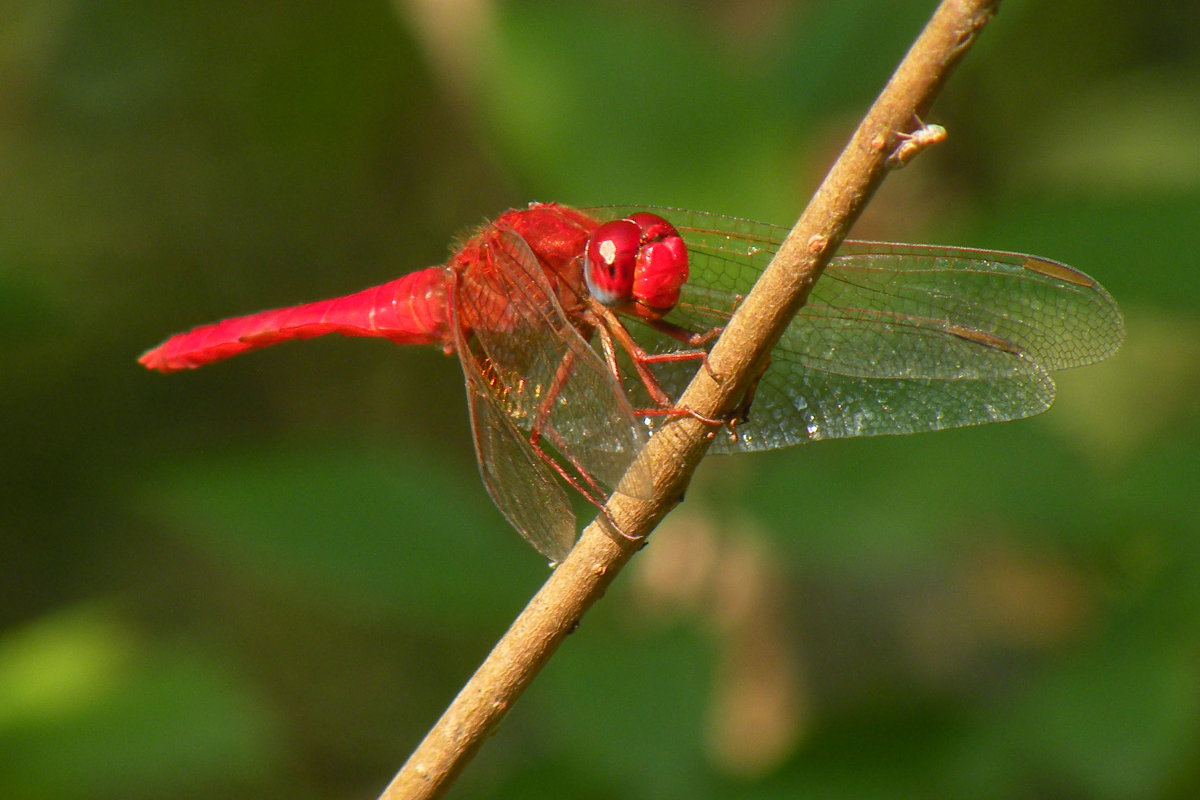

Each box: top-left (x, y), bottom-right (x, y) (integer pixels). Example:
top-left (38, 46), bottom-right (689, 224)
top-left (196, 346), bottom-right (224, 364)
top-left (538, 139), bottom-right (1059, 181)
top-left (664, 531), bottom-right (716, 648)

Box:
top-left (141, 203), bottom-right (1124, 561)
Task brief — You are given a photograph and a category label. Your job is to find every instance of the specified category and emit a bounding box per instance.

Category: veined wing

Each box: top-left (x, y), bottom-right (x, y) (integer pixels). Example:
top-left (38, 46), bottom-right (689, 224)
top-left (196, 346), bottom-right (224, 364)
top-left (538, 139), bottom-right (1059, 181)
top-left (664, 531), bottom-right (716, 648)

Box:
top-left (454, 228), bottom-right (652, 560)
top-left (590, 207), bottom-right (1124, 450)
top-left (453, 304), bottom-right (576, 562)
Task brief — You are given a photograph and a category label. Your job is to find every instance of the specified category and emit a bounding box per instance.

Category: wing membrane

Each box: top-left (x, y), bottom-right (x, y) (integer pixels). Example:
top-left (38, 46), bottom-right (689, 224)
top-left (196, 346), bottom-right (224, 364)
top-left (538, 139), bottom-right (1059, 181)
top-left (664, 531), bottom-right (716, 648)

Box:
top-left (453, 228), bottom-right (652, 559)
top-left (587, 206), bottom-right (1124, 450)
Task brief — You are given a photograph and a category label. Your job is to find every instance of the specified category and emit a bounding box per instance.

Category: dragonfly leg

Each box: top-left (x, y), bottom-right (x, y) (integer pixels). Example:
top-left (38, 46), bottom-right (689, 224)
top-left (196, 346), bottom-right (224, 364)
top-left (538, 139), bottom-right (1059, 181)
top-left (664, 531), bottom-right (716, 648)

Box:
top-left (595, 508), bottom-right (646, 548)
top-left (587, 300), bottom-right (699, 409)
top-left (644, 316), bottom-right (723, 349)
top-left (592, 320), bottom-right (626, 388)
top-left (529, 424), bottom-right (608, 501)
top-left (525, 345), bottom-right (624, 511)
top-left (528, 347), bottom-right (608, 496)
top-left (525, 418), bottom-right (648, 549)
top-left (635, 404), bottom-right (727, 427)
top-left (584, 299), bottom-right (734, 434)
top-left (637, 317), bottom-right (725, 383)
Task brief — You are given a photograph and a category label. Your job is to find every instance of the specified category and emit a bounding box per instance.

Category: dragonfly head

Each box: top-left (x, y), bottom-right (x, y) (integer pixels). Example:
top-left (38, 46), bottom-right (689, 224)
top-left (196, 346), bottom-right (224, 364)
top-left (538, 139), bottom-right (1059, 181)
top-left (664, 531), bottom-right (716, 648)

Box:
top-left (584, 212), bottom-right (688, 319)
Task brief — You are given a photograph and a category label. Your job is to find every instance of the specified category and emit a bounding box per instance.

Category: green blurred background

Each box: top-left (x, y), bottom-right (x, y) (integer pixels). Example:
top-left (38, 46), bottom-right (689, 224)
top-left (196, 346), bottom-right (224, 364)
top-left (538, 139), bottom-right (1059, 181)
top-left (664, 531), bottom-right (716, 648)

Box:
top-left (3, 0), bottom-right (1198, 797)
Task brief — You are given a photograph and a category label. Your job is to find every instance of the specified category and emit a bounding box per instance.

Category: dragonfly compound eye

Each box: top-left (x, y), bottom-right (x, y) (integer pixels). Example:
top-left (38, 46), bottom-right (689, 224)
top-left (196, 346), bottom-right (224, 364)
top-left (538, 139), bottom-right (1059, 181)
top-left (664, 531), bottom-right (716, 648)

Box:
top-left (585, 219), bottom-right (642, 307)
top-left (585, 213), bottom-right (688, 317)
top-left (626, 213), bottom-right (688, 317)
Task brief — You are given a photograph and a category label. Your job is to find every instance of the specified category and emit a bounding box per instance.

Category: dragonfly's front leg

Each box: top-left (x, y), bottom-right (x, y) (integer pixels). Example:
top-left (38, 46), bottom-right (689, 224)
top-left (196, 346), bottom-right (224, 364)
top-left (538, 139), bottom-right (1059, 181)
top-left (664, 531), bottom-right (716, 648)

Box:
top-left (643, 316), bottom-right (723, 349)
top-left (592, 320), bottom-right (626, 391)
top-left (587, 300), bottom-right (726, 428)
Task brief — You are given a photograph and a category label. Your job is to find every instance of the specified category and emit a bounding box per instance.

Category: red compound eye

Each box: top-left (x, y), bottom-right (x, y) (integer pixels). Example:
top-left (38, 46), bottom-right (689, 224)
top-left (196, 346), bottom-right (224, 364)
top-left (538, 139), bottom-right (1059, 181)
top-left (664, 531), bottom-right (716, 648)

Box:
top-left (584, 219), bottom-right (641, 307)
top-left (584, 213), bottom-right (688, 317)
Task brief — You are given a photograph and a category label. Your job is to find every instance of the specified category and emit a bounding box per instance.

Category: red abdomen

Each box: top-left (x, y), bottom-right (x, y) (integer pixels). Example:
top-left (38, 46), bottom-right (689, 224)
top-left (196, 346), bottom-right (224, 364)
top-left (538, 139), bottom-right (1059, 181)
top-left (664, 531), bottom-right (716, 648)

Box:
top-left (139, 267), bottom-right (452, 372)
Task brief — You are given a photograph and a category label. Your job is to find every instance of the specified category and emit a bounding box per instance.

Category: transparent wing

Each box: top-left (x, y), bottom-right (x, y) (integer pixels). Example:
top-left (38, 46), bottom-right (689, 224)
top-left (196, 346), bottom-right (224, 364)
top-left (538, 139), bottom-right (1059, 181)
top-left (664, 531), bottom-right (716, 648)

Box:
top-left (455, 305), bottom-right (575, 562)
top-left (589, 207), bottom-right (1125, 451)
top-left (453, 228), bottom-right (652, 559)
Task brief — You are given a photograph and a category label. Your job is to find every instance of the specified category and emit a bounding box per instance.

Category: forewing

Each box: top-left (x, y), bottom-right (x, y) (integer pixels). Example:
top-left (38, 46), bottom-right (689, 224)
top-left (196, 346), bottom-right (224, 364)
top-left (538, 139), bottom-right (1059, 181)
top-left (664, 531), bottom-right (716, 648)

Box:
top-left (588, 207), bottom-right (1124, 451)
top-left (453, 228), bottom-right (652, 556)
top-left (454, 304), bottom-right (576, 562)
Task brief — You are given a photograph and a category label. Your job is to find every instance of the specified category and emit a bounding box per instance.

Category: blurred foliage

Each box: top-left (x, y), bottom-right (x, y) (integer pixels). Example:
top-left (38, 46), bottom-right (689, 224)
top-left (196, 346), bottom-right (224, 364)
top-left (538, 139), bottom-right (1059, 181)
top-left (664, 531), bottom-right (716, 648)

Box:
top-left (2, 0), bottom-right (1198, 798)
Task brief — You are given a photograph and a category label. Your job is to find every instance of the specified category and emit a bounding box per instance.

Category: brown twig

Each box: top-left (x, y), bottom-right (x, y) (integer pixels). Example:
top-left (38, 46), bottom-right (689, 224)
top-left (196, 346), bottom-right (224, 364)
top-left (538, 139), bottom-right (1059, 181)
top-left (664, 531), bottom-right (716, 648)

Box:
top-left (381, 1), bottom-right (1000, 797)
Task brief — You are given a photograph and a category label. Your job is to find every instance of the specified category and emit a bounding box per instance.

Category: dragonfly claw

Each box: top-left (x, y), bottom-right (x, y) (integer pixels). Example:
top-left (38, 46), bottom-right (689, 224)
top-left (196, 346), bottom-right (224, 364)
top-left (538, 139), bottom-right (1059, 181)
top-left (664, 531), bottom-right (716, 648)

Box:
top-left (597, 506), bottom-right (646, 549)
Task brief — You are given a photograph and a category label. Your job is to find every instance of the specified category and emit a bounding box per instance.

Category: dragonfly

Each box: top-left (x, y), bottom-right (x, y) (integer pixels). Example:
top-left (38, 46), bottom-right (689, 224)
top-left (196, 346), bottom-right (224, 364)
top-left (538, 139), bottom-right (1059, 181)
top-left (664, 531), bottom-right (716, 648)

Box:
top-left (140, 203), bottom-right (1124, 562)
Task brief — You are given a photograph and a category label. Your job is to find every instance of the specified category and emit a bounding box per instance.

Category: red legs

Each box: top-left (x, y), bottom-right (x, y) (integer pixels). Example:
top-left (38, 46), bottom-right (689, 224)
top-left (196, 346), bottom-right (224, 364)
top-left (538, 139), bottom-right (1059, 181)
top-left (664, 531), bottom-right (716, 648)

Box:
top-left (506, 300), bottom-right (748, 546)
top-left (588, 306), bottom-right (693, 408)
top-left (586, 298), bottom-right (728, 428)
top-left (641, 309), bottom-right (732, 389)
top-left (520, 344), bottom-right (639, 542)
top-left (528, 347), bottom-right (605, 498)
top-left (643, 316), bottom-right (722, 349)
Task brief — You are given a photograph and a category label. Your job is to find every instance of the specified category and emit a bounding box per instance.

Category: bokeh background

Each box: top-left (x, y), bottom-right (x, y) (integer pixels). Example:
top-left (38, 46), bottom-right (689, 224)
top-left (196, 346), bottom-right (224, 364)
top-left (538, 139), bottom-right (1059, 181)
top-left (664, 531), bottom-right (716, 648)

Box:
top-left (3, 0), bottom-right (1198, 798)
